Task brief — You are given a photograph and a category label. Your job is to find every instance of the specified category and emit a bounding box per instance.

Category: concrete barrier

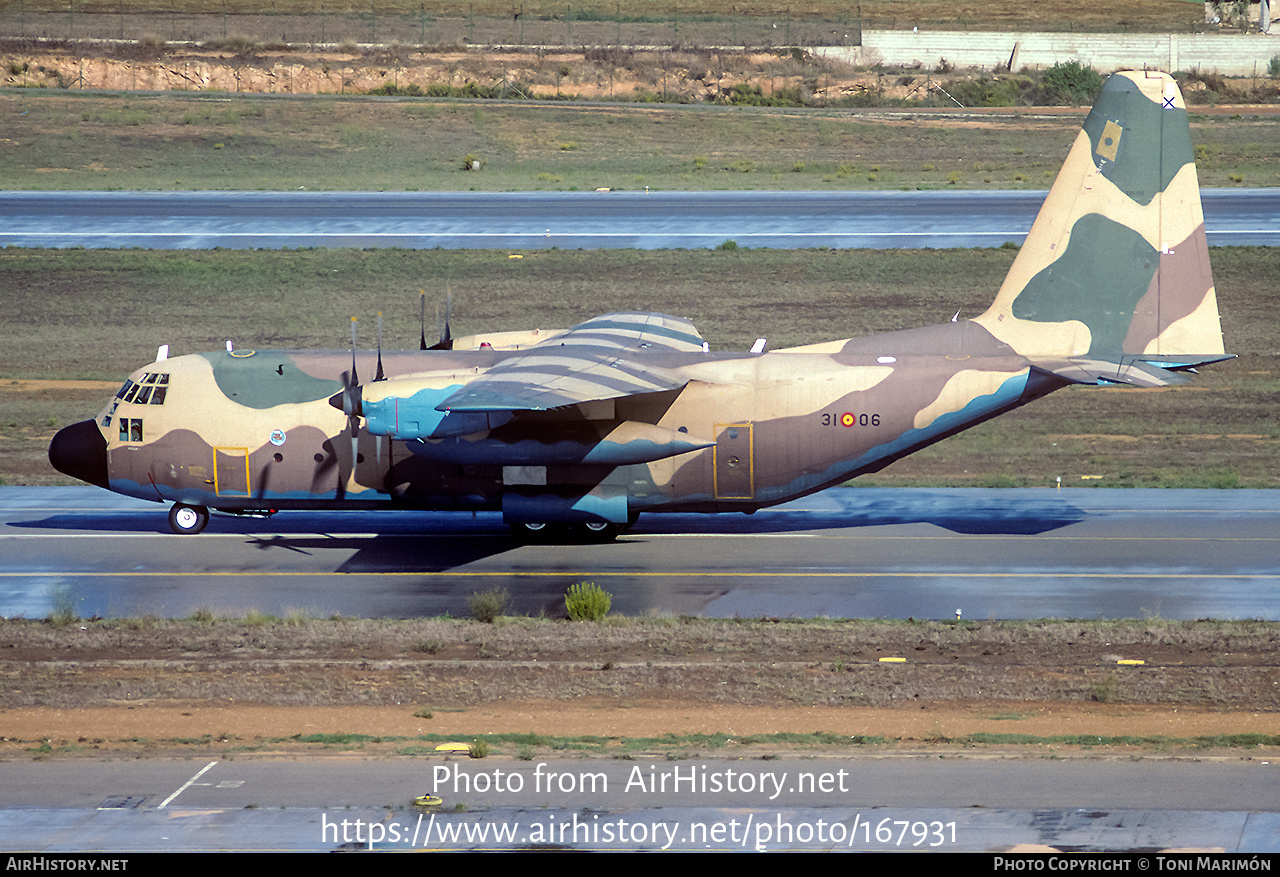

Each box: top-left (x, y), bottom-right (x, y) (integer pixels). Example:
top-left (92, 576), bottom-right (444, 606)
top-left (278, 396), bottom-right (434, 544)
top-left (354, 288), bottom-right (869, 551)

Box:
top-left (818, 31), bottom-right (1280, 76)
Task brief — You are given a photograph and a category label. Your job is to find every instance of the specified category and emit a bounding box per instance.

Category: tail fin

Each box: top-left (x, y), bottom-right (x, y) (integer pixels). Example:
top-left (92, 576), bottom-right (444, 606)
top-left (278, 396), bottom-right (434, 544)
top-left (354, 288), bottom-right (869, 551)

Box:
top-left (975, 71), bottom-right (1226, 365)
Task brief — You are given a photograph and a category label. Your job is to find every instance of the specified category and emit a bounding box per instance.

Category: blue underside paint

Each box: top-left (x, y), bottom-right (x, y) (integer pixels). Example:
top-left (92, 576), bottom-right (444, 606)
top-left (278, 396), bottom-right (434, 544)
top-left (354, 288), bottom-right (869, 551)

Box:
top-left (363, 386), bottom-right (462, 440)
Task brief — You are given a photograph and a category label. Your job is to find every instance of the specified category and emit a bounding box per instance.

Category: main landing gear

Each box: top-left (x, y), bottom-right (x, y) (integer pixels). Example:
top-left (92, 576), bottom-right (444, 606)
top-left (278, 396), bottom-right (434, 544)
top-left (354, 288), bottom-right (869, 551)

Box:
top-left (509, 521), bottom-right (623, 543)
top-left (168, 503), bottom-right (210, 535)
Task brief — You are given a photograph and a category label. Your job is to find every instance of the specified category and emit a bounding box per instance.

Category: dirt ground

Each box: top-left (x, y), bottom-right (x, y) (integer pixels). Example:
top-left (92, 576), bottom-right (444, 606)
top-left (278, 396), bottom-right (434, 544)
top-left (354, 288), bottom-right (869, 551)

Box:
top-left (3, 44), bottom-right (945, 103)
top-left (4, 42), bottom-right (1272, 106)
top-left (4, 701), bottom-right (1279, 761)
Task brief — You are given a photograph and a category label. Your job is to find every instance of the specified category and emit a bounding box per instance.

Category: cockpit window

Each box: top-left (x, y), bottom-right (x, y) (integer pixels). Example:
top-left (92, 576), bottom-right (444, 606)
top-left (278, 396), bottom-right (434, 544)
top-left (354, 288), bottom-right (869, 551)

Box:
top-left (121, 373), bottom-right (169, 406)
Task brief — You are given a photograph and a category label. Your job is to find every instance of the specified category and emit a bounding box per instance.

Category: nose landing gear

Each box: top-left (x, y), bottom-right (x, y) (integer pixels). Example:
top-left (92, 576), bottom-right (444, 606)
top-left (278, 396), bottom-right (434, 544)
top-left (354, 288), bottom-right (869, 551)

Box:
top-left (168, 503), bottom-right (210, 535)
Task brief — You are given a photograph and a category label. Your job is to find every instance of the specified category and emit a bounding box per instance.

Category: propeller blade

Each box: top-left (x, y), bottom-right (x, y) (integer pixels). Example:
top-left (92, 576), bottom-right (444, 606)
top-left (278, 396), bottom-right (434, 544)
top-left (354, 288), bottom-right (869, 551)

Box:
top-left (427, 290), bottom-right (453, 351)
top-left (419, 289), bottom-right (428, 351)
top-left (444, 290), bottom-right (452, 347)
top-left (375, 311), bottom-right (385, 382)
top-left (337, 316), bottom-right (364, 483)
top-left (349, 316), bottom-right (359, 387)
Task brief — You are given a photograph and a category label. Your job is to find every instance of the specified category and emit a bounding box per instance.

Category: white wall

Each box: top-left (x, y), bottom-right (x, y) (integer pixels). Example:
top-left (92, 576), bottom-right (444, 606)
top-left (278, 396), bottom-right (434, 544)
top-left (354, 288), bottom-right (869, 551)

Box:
top-left (818, 31), bottom-right (1280, 76)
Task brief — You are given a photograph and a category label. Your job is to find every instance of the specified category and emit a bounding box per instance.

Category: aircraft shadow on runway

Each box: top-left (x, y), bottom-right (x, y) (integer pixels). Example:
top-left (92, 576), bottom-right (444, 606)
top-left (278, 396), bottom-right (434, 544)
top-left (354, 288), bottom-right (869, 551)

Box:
top-left (247, 532), bottom-right (529, 573)
top-left (12, 493), bottom-right (1086, 579)
top-left (17, 495), bottom-right (1084, 535)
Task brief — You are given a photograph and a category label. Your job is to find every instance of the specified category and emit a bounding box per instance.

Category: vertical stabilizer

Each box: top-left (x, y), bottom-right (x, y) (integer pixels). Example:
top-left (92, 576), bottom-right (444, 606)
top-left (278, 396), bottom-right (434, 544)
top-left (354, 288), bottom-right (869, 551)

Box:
top-left (974, 71), bottom-right (1224, 359)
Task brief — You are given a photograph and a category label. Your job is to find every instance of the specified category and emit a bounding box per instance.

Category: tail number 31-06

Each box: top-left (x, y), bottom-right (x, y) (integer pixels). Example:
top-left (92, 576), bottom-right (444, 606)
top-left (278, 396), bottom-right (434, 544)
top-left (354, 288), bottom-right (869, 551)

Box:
top-left (821, 412), bottom-right (881, 428)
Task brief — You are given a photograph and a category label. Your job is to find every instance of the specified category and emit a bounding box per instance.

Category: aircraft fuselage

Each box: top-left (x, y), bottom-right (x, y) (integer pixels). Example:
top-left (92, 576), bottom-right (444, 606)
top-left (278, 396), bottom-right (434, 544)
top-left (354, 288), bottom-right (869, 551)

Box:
top-left (50, 329), bottom-right (1057, 529)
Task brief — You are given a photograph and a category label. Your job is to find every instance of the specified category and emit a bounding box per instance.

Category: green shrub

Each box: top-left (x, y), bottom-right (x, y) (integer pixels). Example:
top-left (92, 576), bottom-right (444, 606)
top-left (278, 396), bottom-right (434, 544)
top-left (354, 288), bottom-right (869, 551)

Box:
top-left (1040, 61), bottom-right (1103, 105)
top-left (469, 588), bottom-right (508, 623)
top-left (565, 582), bottom-right (612, 621)
top-left (46, 591), bottom-right (79, 629)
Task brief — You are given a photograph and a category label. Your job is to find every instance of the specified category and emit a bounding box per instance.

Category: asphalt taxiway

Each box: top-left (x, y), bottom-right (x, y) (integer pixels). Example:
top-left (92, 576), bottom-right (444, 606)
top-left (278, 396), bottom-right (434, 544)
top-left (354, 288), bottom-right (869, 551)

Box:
top-left (2, 758), bottom-right (1279, 851)
top-left (2, 486), bottom-right (1278, 621)
top-left (1, 188), bottom-right (1277, 249)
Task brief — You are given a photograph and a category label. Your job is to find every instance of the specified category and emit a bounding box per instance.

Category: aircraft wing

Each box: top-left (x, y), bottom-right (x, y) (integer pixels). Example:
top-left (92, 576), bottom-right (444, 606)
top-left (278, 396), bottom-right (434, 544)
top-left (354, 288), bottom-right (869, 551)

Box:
top-left (436, 312), bottom-right (706, 412)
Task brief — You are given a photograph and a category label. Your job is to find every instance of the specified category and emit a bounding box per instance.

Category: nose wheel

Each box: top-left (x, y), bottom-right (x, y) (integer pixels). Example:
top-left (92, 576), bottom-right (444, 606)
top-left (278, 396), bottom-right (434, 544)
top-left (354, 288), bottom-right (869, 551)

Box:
top-left (168, 503), bottom-right (210, 535)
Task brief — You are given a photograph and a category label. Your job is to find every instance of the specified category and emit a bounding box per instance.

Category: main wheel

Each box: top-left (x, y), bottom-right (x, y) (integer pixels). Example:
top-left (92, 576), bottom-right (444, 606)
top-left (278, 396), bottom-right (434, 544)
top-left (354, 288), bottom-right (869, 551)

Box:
top-left (578, 522), bottom-right (621, 542)
top-left (509, 521), bottom-right (552, 541)
top-left (168, 503), bottom-right (210, 535)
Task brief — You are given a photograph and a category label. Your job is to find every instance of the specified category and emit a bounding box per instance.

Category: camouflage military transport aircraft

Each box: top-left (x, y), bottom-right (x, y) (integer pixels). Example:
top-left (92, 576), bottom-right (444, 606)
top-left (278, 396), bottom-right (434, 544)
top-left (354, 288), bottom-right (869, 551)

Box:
top-left (49, 71), bottom-right (1230, 540)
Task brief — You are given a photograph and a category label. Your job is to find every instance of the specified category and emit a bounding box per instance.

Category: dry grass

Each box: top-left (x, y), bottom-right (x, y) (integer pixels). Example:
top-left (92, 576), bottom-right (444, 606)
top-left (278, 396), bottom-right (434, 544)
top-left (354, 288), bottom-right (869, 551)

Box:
top-left (3, 615), bottom-right (1278, 712)
top-left (0, 0), bottom-right (1210, 43)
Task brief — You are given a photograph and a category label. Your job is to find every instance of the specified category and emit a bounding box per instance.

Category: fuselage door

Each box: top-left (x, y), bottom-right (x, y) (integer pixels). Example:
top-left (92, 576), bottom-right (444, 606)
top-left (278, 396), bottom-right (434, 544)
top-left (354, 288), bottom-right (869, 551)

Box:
top-left (713, 423), bottom-right (754, 499)
top-left (214, 447), bottom-right (250, 497)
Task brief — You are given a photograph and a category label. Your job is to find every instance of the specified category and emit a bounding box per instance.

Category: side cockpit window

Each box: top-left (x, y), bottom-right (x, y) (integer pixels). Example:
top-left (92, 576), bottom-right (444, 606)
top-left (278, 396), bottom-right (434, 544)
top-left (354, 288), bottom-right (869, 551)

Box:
top-left (119, 418), bottom-right (144, 442)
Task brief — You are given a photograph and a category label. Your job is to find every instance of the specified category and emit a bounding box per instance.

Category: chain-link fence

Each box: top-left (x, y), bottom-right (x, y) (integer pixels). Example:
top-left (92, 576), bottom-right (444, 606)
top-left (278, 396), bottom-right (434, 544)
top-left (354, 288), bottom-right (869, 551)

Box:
top-left (0, 5), bottom-right (862, 48)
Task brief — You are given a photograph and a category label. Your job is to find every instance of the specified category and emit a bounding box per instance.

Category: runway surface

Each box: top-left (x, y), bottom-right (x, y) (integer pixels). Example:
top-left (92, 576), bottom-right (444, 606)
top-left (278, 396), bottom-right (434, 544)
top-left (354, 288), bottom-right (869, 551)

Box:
top-left (3, 486), bottom-right (1278, 621)
top-left (1, 188), bottom-right (1276, 249)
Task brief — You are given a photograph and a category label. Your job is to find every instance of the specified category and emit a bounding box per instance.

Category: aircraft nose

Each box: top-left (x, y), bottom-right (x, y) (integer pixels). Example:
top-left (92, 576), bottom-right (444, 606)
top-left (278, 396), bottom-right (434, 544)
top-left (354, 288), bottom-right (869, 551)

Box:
top-left (48, 419), bottom-right (110, 489)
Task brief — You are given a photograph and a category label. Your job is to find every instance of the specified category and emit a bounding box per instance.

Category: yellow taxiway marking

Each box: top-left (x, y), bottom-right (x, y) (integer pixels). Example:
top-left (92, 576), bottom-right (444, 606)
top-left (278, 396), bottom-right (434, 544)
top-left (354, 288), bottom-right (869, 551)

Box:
top-left (3, 571), bottom-right (1280, 579)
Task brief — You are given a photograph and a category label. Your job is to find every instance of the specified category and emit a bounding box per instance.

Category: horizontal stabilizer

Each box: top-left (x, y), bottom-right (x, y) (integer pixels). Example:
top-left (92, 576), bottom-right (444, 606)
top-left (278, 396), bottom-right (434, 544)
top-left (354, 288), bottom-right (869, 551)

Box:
top-left (1032, 353), bottom-right (1235, 388)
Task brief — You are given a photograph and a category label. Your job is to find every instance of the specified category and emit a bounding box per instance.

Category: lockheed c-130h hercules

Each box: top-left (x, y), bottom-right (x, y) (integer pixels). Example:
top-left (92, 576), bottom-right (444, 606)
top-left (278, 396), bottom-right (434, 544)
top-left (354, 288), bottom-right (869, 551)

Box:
top-left (50, 71), bottom-right (1230, 541)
